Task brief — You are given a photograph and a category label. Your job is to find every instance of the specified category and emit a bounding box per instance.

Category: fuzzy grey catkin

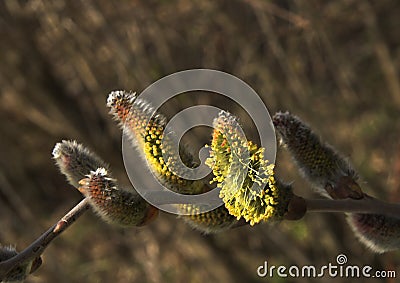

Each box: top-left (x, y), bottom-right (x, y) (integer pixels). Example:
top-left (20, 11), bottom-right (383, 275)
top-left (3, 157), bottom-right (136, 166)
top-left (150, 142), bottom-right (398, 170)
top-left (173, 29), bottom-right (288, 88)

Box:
top-left (78, 168), bottom-right (158, 227)
top-left (53, 141), bottom-right (158, 226)
top-left (347, 213), bottom-right (400, 253)
top-left (272, 112), bottom-right (363, 200)
top-left (273, 111), bottom-right (400, 253)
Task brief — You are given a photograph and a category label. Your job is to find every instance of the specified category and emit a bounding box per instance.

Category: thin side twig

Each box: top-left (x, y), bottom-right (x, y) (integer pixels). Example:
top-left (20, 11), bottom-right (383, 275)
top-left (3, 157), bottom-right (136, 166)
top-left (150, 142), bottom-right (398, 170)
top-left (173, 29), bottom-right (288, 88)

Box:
top-left (0, 198), bottom-right (90, 281)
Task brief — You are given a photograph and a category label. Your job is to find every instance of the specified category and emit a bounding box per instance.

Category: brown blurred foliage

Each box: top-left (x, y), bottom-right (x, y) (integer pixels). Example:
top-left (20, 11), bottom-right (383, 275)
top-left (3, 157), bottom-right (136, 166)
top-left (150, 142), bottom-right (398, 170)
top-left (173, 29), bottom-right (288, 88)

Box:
top-left (0, 1), bottom-right (399, 282)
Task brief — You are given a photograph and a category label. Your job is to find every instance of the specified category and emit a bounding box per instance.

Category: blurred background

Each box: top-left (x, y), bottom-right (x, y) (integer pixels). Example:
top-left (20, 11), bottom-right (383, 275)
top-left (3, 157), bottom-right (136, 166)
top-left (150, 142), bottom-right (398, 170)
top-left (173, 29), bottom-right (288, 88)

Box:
top-left (0, 1), bottom-right (399, 282)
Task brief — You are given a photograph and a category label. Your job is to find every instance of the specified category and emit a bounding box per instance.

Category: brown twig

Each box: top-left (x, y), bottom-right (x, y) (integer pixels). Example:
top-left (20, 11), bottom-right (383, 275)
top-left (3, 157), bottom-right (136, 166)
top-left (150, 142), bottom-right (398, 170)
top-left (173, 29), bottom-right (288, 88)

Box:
top-left (144, 191), bottom-right (400, 219)
top-left (0, 198), bottom-right (90, 281)
top-left (0, 191), bottom-right (399, 281)
top-left (306, 194), bottom-right (400, 218)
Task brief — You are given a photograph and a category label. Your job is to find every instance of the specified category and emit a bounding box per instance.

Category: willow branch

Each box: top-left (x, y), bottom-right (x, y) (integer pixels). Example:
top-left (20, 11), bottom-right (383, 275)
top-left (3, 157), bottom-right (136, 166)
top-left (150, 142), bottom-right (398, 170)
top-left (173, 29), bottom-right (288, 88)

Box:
top-left (141, 191), bottom-right (400, 220)
top-left (0, 191), bottom-right (398, 281)
top-left (306, 194), bottom-right (400, 218)
top-left (0, 198), bottom-right (90, 281)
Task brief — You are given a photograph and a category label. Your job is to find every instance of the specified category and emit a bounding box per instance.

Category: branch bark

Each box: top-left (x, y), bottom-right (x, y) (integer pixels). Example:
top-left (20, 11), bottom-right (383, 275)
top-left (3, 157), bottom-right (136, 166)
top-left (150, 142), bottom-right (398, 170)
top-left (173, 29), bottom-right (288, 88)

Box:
top-left (306, 194), bottom-right (400, 218)
top-left (0, 192), bottom-right (399, 281)
top-left (0, 198), bottom-right (90, 281)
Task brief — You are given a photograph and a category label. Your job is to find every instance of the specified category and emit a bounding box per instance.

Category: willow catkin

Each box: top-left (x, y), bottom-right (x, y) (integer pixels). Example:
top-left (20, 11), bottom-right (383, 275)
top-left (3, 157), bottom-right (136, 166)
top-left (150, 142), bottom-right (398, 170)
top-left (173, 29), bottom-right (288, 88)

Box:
top-left (53, 140), bottom-right (109, 188)
top-left (107, 90), bottom-right (206, 195)
top-left (53, 141), bottom-right (158, 226)
top-left (206, 111), bottom-right (294, 225)
top-left (273, 112), bottom-right (363, 200)
top-left (107, 91), bottom-right (239, 233)
top-left (78, 168), bottom-right (158, 227)
top-left (346, 213), bottom-right (400, 253)
top-left (179, 205), bottom-right (238, 234)
top-left (273, 111), bottom-right (400, 253)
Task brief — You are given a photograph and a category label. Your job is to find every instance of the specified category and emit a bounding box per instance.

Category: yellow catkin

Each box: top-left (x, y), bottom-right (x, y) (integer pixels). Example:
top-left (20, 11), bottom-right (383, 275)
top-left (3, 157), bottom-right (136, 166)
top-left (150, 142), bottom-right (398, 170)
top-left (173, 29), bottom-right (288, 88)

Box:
top-left (107, 91), bottom-right (206, 195)
top-left (179, 204), bottom-right (238, 234)
top-left (108, 91), bottom-right (240, 233)
top-left (207, 111), bottom-right (293, 225)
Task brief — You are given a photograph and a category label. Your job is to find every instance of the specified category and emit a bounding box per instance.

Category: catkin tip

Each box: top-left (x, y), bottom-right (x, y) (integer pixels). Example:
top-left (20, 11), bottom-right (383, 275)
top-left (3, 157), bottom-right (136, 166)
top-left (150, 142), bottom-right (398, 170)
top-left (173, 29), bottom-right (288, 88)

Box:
top-left (52, 140), bottom-right (109, 188)
top-left (107, 90), bottom-right (136, 108)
